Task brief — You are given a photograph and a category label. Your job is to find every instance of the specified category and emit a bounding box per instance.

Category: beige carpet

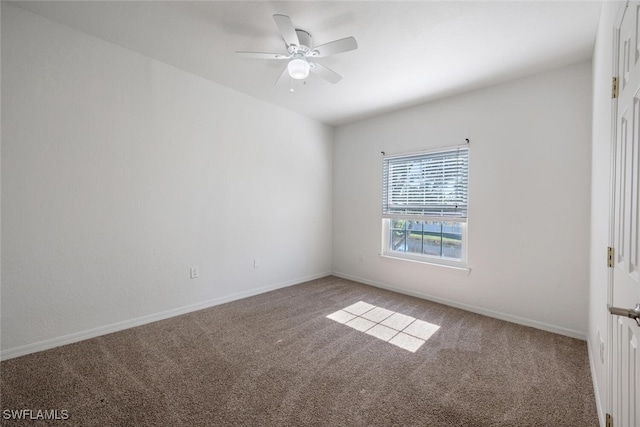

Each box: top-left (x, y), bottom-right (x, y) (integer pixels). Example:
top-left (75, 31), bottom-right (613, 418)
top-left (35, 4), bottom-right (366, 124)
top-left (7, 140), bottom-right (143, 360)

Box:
top-left (1, 276), bottom-right (598, 426)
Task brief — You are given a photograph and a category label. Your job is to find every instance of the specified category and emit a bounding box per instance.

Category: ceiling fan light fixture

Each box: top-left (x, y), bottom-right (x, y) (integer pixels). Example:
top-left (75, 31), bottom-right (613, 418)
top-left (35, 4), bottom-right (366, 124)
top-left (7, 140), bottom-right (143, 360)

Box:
top-left (287, 58), bottom-right (310, 80)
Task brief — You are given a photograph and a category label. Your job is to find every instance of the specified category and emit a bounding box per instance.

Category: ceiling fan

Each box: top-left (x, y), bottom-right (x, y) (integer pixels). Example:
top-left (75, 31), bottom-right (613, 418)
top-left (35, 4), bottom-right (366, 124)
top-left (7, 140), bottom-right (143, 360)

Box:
top-left (236, 14), bottom-right (358, 88)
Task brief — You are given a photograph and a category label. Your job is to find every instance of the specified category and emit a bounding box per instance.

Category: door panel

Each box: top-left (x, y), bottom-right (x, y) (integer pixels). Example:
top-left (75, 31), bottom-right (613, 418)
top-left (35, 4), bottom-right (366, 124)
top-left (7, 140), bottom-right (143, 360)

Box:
top-left (612, 2), bottom-right (640, 426)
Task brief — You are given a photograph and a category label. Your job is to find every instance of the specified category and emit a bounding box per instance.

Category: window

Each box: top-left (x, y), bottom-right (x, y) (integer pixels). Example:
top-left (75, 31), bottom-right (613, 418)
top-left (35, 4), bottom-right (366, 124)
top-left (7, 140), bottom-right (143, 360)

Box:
top-left (382, 146), bottom-right (469, 267)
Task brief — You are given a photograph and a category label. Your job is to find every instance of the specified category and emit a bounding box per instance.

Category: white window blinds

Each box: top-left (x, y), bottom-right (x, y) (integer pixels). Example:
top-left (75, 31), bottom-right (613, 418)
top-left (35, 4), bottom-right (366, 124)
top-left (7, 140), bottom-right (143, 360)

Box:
top-left (382, 146), bottom-right (469, 220)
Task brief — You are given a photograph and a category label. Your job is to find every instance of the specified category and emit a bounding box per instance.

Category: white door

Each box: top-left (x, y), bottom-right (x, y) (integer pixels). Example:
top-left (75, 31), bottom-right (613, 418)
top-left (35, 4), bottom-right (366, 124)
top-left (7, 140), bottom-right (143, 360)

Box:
top-left (611, 2), bottom-right (640, 426)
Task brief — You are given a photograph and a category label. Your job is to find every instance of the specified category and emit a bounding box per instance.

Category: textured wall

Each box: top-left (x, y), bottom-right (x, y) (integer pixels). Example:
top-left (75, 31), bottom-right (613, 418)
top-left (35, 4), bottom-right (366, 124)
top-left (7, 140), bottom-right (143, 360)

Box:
top-left (1, 4), bottom-right (333, 357)
top-left (333, 61), bottom-right (592, 338)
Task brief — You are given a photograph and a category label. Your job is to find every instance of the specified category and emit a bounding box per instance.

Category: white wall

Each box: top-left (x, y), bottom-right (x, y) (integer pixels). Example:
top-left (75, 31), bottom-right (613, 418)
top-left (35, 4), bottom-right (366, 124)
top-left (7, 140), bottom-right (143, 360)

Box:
top-left (589, 2), bottom-right (626, 424)
top-left (1, 4), bottom-right (333, 358)
top-left (333, 61), bottom-right (592, 338)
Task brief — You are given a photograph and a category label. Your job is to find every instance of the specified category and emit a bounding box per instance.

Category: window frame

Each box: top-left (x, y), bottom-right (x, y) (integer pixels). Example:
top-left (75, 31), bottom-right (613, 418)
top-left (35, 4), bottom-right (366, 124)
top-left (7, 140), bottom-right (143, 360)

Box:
top-left (381, 145), bottom-right (469, 268)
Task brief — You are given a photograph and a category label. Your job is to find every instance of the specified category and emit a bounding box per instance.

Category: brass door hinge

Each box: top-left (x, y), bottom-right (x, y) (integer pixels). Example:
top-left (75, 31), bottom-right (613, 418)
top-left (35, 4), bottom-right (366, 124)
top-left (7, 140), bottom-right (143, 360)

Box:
top-left (606, 413), bottom-right (613, 427)
top-left (612, 77), bottom-right (619, 99)
top-left (608, 247), bottom-right (614, 268)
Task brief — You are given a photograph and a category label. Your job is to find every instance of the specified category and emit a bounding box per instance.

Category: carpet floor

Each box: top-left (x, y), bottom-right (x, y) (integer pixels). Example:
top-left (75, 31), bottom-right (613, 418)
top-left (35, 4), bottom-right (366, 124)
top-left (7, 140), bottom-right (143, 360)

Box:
top-left (1, 276), bottom-right (598, 426)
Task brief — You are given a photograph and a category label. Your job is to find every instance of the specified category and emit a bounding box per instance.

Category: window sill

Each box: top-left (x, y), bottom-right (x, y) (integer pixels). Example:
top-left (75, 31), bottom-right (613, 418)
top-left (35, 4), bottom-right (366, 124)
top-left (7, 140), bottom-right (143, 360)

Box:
top-left (379, 253), bottom-right (472, 276)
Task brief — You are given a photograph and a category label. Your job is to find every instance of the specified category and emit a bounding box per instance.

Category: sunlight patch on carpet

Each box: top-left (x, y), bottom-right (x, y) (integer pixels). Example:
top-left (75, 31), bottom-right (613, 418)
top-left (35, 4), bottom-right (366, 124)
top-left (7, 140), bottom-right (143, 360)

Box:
top-left (326, 301), bottom-right (440, 352)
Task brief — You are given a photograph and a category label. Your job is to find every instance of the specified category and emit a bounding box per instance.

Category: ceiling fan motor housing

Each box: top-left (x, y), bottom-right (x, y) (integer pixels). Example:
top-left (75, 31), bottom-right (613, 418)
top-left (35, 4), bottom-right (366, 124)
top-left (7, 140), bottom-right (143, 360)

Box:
top-left (288, 29), bottom-right (314, 56)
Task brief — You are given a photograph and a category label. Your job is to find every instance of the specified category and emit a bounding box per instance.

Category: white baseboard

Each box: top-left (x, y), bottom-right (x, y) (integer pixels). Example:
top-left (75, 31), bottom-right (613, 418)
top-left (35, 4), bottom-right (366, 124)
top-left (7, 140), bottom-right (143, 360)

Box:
top-left (332, 271), bottom-right (587, 341)
top-left (587, 337), bottom-right (606, 427)
top-left (0, 271), bottom-right (331, 361)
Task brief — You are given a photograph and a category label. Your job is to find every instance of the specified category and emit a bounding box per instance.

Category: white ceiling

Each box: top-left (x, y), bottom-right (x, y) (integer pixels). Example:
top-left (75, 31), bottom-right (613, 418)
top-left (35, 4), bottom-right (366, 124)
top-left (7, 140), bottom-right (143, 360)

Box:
top-left (10, 1), bottom-right (603, 126)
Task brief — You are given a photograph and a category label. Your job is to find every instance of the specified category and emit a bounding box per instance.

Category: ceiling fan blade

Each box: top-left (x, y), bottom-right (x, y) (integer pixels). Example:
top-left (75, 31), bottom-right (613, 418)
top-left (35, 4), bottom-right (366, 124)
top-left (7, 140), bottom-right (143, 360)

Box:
top-left (310, 62), bottom-right (342, 84)
top-left (236, 51), bottom-right (289, 60)
top-left (273, 14), bottom-right (300, 47)
top-left (312, 37), bottom-right (358, 57)
top-left (275, 66), bottom-right (290, 87)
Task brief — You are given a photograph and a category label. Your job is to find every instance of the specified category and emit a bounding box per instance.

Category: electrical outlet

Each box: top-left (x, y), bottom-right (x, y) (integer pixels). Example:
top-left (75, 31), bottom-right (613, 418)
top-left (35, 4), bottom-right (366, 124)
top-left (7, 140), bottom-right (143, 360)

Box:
top-left (190, 267), bottom-right (199, 279)
top-left (254, 258), bottom-right (261, 268)
top-left (358, 253), bottom-right (364, 261)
